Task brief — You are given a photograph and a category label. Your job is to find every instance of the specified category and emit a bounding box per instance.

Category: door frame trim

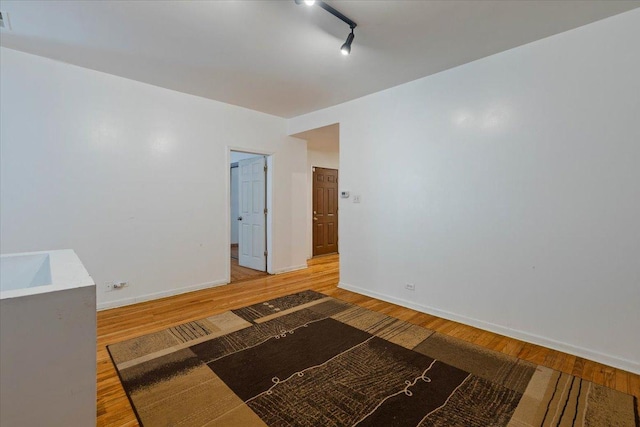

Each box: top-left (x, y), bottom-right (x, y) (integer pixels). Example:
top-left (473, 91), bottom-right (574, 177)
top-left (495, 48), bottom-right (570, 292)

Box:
top-left (226, 147), bottom-right (275, 283)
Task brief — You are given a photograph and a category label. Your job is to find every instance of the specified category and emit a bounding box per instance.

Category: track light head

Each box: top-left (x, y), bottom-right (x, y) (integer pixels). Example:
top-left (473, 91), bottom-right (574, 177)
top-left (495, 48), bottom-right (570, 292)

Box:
top-left (295, 0), bottom-right (357, 55)
top-left (341, 30), bottom-right (355, 55)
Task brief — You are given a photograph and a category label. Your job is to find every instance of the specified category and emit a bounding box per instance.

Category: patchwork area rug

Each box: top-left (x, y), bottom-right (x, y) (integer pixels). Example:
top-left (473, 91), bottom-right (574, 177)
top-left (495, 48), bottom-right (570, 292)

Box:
top-left (108, 290), bottom-right (639, 426)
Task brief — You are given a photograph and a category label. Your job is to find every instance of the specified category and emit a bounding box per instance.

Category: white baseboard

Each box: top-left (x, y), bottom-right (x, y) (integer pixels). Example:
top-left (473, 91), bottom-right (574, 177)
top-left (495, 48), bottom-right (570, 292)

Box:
top-left (273, 264), bottom-right (308, 274)
top-left (338, 282), bottom-right (640, 375)
top-left (97, 279), bottom-right (228, 311)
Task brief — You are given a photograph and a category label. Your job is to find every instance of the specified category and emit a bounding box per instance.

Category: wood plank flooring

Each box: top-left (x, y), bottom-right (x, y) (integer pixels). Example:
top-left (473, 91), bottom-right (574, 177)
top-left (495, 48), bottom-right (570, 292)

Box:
top-left (230, 257), bottom-right (268, 283)
top-left (230, 244), bottom-right (269, 283)
top-left (97, 254), bottom-right (639, 426)
top-left (230, 243), bottom-right (239, 260)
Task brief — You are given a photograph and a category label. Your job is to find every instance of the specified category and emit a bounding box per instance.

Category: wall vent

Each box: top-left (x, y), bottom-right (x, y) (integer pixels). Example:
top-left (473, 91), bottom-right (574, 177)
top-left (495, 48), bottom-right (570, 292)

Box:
top-left (0, 11), bottom-right (11, 30)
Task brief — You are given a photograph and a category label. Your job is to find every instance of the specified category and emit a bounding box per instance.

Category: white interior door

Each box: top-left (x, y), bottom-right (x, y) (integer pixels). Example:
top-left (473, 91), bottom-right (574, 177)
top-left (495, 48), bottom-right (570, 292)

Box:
top-left (238, 156), bottom-right (266, 271)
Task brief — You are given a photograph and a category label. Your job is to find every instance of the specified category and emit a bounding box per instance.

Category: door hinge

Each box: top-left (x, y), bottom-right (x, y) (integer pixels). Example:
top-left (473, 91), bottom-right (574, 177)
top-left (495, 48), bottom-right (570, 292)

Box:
top-left (264, 250), bottom-right (268, 256)
top-left (264, 208), bottom-right (268, 215)
top-left (264, 164), bottom-right (268, 172)
top-left (312, 167), bottom-right (316, 172)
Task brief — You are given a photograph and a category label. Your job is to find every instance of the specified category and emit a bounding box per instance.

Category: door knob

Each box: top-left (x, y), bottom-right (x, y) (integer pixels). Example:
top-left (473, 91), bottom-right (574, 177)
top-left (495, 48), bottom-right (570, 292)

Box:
top-left (238, 216), bottom-right (243, 221)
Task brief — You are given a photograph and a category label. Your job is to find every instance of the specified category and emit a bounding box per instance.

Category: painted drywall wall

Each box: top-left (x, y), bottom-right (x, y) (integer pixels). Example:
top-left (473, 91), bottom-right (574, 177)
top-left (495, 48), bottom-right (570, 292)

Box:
top-left (308, 148), bottom-right (339, 171)
top-left (0, 47), bottom-right (308, 309)
top-left (288, 9), bottom-right (640, 373)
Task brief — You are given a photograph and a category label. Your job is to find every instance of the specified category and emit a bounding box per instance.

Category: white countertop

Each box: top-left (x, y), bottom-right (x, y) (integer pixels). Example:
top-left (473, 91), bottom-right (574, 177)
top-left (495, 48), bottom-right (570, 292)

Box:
top-left (0, 249), bottom-right (94, 300)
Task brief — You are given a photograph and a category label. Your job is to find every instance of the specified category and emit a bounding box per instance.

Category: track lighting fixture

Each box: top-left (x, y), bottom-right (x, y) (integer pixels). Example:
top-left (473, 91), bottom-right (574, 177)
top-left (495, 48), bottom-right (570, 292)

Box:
top-left (294, 0), bottom-right (357, 55)
top-left (341, 29), bottom-right (354, 55)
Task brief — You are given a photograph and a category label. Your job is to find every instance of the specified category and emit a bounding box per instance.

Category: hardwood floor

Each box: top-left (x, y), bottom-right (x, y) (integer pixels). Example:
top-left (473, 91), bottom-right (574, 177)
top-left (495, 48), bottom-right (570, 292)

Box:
top-left (230, 257), bottom-right (268, 283)
top-left (97, 254), bottom-right (639, 426)
top-left (230, 243), bottom-right (239, 260)
top-left (230, 244), bottom-right (269, 283)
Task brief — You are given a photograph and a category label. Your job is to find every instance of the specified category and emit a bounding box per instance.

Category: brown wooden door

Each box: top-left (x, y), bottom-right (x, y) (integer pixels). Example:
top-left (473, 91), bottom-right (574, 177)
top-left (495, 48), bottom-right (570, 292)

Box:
top-left (313, 167), bottom-right (339, 256)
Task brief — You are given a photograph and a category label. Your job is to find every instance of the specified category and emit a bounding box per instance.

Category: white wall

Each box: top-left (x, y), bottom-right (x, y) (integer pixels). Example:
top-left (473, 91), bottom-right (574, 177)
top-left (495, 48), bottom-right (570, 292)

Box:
top-left (0, 47), bottom-right (308, 309)
top-left (289, 9), bottom-right (640, 373)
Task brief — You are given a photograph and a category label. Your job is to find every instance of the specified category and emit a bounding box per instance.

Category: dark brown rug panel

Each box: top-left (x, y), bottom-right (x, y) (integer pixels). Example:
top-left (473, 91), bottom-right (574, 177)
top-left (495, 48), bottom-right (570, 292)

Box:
top-left (190, 308), bottom-right (327, 364)
top-left (207, 318), bottom-right (371, 401)
top-left (355, 361), bottom-right (471, 427)
top-left (245, 336), bottom-right (439, 426)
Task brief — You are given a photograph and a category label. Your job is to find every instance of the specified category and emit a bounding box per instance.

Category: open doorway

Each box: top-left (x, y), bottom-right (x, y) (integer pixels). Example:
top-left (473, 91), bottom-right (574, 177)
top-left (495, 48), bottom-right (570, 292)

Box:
top-left (292, 123), bottom-right (340, 259)
top-left (229, 150), bottom-right (271, 283)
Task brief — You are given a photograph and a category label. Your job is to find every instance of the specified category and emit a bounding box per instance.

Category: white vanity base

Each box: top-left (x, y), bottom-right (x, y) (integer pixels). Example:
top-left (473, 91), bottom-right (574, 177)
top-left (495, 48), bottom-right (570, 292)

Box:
top-left (0, 250), bottom-right (96, 426)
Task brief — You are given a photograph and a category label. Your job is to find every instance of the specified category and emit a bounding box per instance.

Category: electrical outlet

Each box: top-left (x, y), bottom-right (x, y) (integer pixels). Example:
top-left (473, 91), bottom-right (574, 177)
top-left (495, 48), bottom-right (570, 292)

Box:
top-left (405, 283), bottom-right (415, 291)
top-left (106, 281), bottom-right (128, 292)
top-left (113, 281), bottom-right (128, 289)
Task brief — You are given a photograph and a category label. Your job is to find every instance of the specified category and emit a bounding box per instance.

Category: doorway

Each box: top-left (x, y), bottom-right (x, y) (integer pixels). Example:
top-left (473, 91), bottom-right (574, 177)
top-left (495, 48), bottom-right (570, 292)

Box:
top-left (312, 167), bottom-right (339, 256)
top-left (229, 150), bottom-right (270, 283)
top-left (291, 123), bottom-right (340, 259)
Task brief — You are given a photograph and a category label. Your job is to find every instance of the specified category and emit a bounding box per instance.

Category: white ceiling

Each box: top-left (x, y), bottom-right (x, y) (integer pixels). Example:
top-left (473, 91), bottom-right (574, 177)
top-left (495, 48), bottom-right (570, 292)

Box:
top-left (1, 1), bottom-right (638, 118)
